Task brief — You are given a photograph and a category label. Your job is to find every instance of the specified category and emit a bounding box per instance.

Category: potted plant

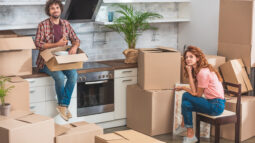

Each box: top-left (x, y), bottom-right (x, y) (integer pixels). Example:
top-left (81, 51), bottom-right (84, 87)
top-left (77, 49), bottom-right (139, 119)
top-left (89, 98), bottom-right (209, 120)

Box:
top-left (107, 4), bottom-right (162, 64)
top-left (0, 76), bottom-right (14, 116)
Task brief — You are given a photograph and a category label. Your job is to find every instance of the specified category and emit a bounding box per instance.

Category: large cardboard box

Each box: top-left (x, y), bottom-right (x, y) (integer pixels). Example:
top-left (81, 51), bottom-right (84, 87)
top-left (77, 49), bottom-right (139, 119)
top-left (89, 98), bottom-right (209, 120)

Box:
top-left (0, 31), bottom-right (35, 76)
top-left (95, 130), bottom-right (165, 143)
top-left (218, 0), bottom-right (255, 68)
top-left (138, 47), bottom-right (181, 90)
top-left (0, 111), bottom-right (55, 143)
top-left (41, 46), bottom-right (88, 71)
top-left (4, 77), bottom-right (30, 111)
top-left (126, 84), bottom-right (174, 136)
top-left (211, 96), bottom-right (255, 141)
top-left (220, 59), bottom-right (253, 93)
top-left (181, 55), bottom-right (226, 84)
top-left (55, 121), bottom-right (103, 143)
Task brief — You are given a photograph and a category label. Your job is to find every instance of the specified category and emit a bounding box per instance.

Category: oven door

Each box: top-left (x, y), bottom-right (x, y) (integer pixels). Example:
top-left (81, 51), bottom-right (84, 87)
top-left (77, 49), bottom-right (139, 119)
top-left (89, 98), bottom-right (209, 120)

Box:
top-left (77, 79), bottom-right (114, 117)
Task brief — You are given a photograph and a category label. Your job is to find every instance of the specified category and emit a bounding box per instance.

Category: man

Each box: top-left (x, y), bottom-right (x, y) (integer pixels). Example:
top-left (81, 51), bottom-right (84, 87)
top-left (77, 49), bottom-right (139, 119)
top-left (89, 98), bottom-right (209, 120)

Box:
top-left (35, 0), bottom-right (80, 121)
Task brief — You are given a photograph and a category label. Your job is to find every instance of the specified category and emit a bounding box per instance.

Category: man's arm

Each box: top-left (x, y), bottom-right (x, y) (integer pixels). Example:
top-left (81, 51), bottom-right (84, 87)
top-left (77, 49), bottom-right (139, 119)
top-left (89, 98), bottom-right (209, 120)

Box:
top-left (67, 23), bottom-right (80, 54)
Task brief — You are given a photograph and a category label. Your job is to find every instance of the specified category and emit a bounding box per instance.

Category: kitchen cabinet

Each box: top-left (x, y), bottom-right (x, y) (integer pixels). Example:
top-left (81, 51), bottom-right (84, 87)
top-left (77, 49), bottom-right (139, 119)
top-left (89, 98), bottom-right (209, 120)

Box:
top-left (25, 77), bottom-right (77, 123)
top-left (114, 68), bottom-right (137, 119)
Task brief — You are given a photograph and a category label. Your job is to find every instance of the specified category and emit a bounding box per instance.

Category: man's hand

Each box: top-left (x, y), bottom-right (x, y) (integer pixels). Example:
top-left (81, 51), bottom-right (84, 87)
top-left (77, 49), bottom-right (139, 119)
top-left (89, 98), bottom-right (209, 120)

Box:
top-left (57, 37), bottom-right (68, 47)
top-left (69, 47), bottom-right (77, 54)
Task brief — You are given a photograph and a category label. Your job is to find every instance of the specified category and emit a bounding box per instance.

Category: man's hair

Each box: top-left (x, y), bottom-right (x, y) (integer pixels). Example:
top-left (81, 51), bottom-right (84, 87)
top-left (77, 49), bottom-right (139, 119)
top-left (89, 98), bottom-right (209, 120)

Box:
top-left (45, 0), bottom-right (64, 16)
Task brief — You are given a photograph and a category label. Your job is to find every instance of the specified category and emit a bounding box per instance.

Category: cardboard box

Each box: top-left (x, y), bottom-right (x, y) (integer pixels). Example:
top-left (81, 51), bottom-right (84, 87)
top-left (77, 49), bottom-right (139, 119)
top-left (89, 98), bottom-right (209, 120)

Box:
top-left (41, 46), bottom-right (88, 71)
top-left (218, 0), bottom-right (255, 68)
top-left (0, 111), bottom-right (55, 143)
top-left (126, 84), bottom-right (174, 136)
top-left (211, 96), bottom-right (255, 141)
top-left (4, 77), bottom-right (30, 111)
top-left (181, 55), bottom-right (226, 84)
top-left (95, 130), bottom-right (165, 143)
top-left (55, 121), bottom-right (103, 143)
top-left (138, 47), bottom-right (181, 90)
top-left (0, 32), bottom-right (35, 76)
top-left (220, 59), bottom-right (253, 93)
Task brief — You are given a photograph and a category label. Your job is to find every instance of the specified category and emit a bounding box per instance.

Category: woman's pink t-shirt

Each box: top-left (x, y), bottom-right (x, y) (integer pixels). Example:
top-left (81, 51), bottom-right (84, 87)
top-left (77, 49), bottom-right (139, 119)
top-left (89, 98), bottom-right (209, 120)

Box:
top-left (197, 68), bottom-right (224, 99)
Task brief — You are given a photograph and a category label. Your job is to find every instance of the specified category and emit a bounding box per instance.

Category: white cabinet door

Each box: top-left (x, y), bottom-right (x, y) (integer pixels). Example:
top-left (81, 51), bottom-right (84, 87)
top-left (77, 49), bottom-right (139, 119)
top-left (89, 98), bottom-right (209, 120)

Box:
top-left (30, 102), bottom-right (46, 116)
top-left (114, 76), bottom-right (137, 119)
top-left (30, 87), bottom-right (46, 103)
top-left (114, 68), bottom-right (137, 78)
top-left (45, 84), bottom-right (77, 101)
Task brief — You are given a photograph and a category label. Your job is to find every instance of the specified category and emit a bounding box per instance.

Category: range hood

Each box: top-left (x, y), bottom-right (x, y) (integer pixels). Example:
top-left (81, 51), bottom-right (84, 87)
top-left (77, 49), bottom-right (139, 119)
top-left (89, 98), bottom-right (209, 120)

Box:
top-left (61, 0), bottom-right (102, 22)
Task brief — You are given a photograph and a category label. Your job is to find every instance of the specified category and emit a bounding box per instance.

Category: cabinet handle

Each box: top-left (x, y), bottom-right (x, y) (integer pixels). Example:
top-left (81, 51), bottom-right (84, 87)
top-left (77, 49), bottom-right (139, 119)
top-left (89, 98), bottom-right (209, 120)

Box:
top-left (30, 106), bottom-right (36, 109)
top-left (29, 80), bottom-right (36, 84)
top-left (122, 79), bottom-right (132, 82)
top-left (122, 71), bottom-right (132, 73)
top-left (30, 90), bottom-right (36, 94)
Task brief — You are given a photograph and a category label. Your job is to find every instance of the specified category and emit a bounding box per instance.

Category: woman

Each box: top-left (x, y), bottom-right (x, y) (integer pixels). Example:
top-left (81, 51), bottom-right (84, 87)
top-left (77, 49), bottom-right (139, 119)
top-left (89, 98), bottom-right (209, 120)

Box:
top-left (175, 46), bottom-right (225, 143)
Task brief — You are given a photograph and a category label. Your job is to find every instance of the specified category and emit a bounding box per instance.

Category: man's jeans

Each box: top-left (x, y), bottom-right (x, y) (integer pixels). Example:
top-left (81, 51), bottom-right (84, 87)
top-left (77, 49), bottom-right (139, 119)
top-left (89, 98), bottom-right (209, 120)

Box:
top-left (40, 66), bottom-right (77, 107)
top-left (181, 92), bottom-right (225, 128)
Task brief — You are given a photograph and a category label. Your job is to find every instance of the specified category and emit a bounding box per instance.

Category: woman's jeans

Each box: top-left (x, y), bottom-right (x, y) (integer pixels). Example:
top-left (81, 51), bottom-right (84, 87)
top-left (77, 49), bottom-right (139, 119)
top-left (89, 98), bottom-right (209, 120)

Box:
top-left (40, 66), bottom-right (77, 107)
top-left (181, 92), bottom-right (225, 128)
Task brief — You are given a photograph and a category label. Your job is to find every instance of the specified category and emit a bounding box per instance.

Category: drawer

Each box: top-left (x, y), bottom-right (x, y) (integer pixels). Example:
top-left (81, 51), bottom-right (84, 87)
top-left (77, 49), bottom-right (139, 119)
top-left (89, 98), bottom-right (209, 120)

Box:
top-left (114, 68), bottom-right (137, 78)
top-left (30, 102), bottom-right (46, 116)
top-left (30, 87), bottom-right (46, 103)
top-left (26, 77), bottom-right (55, 87)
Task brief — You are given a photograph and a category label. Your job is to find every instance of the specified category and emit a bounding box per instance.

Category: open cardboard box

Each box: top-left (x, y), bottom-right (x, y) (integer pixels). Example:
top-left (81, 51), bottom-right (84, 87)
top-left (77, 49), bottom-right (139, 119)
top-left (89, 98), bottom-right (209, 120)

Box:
top-left (55, 121), bottom-right (103, 143)
top-left (138, 46), bottom-right (181, 90)
top-left (95, 130), bottom-right (165, 143)
top-left (0, 31), bottom-right (35, 76)
top-left (41, 46), bottom-right (88, 71)
top-left (0, 110), bottom-right (54, 143)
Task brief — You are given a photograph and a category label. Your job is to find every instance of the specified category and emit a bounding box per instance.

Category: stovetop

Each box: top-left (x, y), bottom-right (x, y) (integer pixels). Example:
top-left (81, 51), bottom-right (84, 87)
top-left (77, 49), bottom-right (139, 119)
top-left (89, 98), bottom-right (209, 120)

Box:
top-left (80, 62), bottom-right (111, 70)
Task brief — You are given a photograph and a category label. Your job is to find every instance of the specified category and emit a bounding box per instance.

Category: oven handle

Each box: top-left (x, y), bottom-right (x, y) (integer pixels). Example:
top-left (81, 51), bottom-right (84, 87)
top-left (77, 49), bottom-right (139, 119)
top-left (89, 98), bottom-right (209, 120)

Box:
top-left (85, 80), bottom-right (108, 85)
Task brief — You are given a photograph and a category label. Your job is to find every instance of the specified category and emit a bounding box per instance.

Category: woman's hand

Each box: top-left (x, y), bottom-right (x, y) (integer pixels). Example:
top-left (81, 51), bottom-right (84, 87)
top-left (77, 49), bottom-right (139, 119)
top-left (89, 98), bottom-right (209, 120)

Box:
top-left (185, 65), bottom-right (192, 74)
top-left (175, 86), bottom-right (184, 91)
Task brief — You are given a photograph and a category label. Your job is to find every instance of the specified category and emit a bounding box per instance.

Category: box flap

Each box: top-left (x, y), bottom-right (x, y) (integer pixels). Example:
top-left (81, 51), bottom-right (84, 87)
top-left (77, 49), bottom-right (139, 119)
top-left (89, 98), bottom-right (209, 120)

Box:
top-left (66, 123), bottom-right (101, 134)
top-left (70, 121), bottom-right (89, 127)
top-left (55, 53), bottom-right (88, 64)
top-left (139, 47), bottom-right (177, 53)
top-left (40, 46), bottom-right (68, 62)
top-left (9, 76), bottom-right (26, 83)
top-left (115, 130), bottom-right (165, 143)
top-left (0, 119), bottom-right (27, 130)
top-left (55, 124), bottom-right (70, 136)
top-left (16, 114), bottom-right (51, 124)
top-left (96, 133), bottom-right (124, 141)
top-left (8, 110), bottom-right (33, 119)
top-left (0, 37), bottom-right (36, 51)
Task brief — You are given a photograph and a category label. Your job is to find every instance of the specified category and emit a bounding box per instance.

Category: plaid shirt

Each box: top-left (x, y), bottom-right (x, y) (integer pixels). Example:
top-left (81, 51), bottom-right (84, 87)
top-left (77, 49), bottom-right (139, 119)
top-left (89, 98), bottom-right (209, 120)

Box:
top-left (35, 18), bottom-right (80, 70)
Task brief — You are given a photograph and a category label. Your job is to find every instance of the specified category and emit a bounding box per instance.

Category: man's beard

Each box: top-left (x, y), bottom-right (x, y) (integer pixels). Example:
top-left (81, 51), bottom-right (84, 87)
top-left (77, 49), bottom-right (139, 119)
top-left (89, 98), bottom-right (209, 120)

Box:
top-left (51, 15), bottom-right (60, 19)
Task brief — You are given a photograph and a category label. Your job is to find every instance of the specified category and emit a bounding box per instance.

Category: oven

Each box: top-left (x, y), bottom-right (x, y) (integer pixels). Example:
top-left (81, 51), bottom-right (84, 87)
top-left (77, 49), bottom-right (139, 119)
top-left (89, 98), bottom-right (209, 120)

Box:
top-left (77, 69), bottom-right (114, 117)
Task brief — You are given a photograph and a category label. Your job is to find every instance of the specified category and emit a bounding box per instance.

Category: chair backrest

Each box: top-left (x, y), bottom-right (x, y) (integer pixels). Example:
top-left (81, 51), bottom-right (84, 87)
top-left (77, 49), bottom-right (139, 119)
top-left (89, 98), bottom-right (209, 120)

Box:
top-left (223, 82), bottom-right (241, 118)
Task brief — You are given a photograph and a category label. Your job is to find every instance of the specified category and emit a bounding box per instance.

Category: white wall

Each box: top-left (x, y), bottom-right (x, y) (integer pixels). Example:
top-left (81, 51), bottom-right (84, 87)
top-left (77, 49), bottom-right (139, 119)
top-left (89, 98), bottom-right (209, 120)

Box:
top-left (178, 0), bottom-right (220, 55)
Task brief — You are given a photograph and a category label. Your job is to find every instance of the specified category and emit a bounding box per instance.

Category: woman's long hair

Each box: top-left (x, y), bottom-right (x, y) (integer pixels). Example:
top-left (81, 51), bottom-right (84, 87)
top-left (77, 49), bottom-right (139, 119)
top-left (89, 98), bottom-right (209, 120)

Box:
top-left (183, 46), bottom-right (223, 82)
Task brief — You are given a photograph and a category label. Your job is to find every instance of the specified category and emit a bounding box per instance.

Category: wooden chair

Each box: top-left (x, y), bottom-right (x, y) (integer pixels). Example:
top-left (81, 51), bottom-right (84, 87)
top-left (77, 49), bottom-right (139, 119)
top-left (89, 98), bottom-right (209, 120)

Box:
top-left (195, 82), bottom-right (241, 143)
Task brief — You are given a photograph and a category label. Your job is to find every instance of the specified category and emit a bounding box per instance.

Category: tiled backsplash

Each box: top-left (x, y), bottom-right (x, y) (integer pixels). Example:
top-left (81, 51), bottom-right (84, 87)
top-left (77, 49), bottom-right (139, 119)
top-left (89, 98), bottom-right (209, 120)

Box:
top-left (2, 1), bottom-right (179, 67)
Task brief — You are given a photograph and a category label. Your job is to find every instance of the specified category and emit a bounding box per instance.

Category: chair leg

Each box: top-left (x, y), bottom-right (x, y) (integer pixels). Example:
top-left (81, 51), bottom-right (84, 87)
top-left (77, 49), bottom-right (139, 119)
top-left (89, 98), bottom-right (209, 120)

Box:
top-left (215, 124), bottom-right (220, 143)
top-left (196, 117), bottom-right (200, 143)
top-left (235, 122), bottom-right (240, 143)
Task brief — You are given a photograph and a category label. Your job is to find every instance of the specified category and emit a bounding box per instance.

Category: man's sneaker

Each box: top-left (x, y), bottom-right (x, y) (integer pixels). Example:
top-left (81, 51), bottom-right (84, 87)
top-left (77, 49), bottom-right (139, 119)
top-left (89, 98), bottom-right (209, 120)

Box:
top-left (174, 125), bottom-right (187, 135)
top-left (56, 106), bottom-right (69, 121)
top-left (66, 108), bottom-right (72, 119)
top-left (183, 136), bottom-right (198, 143)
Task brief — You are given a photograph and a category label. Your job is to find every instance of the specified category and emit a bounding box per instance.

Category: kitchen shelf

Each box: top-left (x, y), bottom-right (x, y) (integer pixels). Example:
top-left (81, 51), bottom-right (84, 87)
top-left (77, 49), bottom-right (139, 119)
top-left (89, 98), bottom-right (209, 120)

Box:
top-left (0, 1), bottom-right (65, 6)
top-left (0, 24), bottom-right (38, 31)
top-left (103, 0), bottom-right (190, 3)
top-left (95, 18), bottom-right (190, 25)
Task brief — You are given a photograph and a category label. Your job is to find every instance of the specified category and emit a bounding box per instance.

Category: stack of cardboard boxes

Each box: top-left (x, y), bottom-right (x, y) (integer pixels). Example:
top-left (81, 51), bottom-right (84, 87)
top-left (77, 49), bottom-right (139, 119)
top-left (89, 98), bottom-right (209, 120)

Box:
top-left (126, 47), bottom-right (181, 136)
top-left (0, 31), bottom-right (101, 143)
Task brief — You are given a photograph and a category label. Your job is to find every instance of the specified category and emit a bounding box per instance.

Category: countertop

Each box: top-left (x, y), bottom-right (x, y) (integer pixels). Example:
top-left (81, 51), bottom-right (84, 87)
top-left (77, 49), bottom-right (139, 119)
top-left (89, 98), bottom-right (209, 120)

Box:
top-left (21, 59), bottom-right (137, 79)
